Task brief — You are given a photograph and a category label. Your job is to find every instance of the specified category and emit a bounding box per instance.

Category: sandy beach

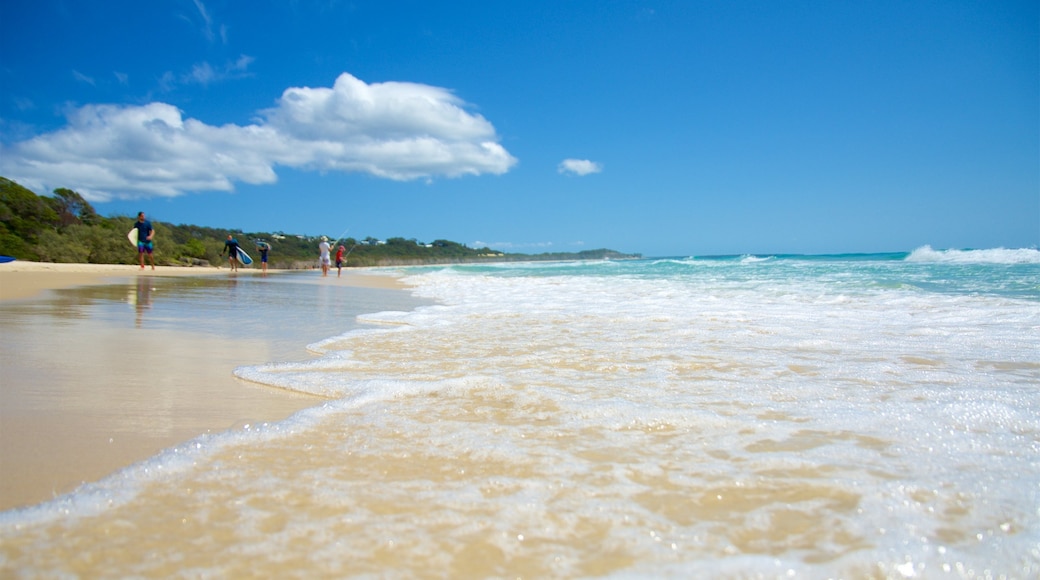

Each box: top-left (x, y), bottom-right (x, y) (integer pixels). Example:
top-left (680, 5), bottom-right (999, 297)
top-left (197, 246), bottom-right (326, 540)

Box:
top-left (0, 261), bottom-right (404, 301)
top-left (0, 261), bottom-right (406, 511)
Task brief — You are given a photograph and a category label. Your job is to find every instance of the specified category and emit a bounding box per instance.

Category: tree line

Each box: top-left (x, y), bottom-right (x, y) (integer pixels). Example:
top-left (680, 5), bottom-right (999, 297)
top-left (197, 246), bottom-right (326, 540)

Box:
top-left (0, 178), bottom-right (639, 268)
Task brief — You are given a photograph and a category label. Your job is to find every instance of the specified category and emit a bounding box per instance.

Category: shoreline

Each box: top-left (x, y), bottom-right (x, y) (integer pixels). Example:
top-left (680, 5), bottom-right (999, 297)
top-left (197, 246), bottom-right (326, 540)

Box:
top-left (0, 261), bottom-right (405, 302)
top-left (0, 261), bottom-right (409, 511)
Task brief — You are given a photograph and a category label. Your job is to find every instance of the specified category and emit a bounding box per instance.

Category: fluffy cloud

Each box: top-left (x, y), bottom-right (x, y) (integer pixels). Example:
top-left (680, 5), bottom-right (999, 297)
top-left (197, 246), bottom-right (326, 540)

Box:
top-left (557, 158), bottom-right (602, 176)
top-left (0, 73), bottom-right (517, 201)
top-left (263, 73), bottom-right (514, 180)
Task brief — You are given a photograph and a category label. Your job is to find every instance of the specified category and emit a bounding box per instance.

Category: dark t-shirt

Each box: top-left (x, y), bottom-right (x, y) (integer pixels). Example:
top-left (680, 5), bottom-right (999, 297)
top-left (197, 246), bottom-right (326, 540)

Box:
top-left (135, 219), bottom-right (153, 242)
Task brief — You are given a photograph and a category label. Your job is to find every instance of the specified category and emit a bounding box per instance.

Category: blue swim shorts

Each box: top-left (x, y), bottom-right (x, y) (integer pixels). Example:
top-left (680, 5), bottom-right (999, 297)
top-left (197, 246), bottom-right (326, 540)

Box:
top-left (138, 241), bottom-right (154, 254)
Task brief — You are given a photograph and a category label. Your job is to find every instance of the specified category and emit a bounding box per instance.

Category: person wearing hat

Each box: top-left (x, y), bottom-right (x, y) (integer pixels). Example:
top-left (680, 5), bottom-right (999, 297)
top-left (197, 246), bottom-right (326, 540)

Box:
top-left (318, 236), bottom-right (332, 277)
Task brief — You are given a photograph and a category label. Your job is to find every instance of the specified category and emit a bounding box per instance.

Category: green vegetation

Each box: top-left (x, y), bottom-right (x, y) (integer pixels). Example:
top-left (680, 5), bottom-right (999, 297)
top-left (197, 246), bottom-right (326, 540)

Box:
top-left (0, 177), bottom-right (640, 268)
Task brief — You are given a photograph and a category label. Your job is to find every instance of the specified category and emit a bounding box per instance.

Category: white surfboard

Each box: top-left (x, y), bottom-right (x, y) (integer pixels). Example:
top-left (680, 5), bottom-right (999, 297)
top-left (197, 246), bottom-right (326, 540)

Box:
top-left (127, 227), bottom-right (139, 247)
top-left (236, 247), bottom-right (253, 265)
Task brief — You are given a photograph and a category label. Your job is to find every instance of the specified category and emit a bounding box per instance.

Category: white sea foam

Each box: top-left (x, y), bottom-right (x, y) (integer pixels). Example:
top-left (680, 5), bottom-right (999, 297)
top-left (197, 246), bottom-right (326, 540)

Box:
top-left (3, 256), bottom-right (1038, 577)
top-left (907, 244), bottom-right (1040, 264)
top-left (739, 254), bottom-right (774, 263)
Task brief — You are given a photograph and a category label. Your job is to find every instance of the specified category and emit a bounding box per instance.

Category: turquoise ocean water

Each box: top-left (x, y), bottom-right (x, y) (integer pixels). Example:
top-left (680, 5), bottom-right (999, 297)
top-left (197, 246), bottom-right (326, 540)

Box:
top-left (2, 246), bottom-right (1038, 577)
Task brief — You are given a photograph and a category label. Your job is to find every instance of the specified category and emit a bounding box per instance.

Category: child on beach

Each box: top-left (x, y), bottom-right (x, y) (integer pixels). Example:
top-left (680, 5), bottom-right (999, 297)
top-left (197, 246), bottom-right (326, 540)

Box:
top-left (335, 245), bottom-right (345, 277)
top-left (256, 240), bottom-right (270, 274)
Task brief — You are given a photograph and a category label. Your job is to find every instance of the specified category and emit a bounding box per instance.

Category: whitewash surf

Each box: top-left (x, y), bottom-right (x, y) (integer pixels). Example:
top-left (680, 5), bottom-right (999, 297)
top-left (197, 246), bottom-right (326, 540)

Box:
top-left (2, 247), bottom-right (1038, 578)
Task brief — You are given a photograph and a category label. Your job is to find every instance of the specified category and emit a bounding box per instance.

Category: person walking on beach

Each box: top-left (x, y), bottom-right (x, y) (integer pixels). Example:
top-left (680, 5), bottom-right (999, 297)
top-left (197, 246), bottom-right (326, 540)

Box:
top-left (318, 236), bottom-right (331, 277)
top-left (134, 212), bottom-right (155, 270)
top-left (223, 235), bottom-right (241, 272)
top-left (335, 244), bottom-right (346, 277)
top-left (256, 240), bottom-right (270, 274)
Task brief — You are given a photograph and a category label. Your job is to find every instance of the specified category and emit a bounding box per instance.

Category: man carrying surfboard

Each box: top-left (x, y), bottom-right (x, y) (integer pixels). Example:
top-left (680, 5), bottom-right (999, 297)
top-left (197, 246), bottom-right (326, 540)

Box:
top-left (134, 212), bottom-right (155, 270)
top-left (222, 234), bottom-right (241, 272)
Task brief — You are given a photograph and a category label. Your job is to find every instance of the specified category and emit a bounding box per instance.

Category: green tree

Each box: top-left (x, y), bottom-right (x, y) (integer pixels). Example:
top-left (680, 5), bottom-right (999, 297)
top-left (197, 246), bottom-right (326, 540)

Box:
top-left (0, 178), bottom-right (59, 258)
top-left (34, 229), bottom-right (83, 262)
top-left (48, 188), bottom-right (100, 228)
top-left (180, 238), bottom-right (207, 260)
top-left (85, 222), bottom-right (137, 264)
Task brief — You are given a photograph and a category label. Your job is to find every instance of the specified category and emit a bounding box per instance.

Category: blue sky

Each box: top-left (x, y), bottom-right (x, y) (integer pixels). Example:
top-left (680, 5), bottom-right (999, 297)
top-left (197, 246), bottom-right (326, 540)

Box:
top-left (1, 0), bottom-right (1036, 257)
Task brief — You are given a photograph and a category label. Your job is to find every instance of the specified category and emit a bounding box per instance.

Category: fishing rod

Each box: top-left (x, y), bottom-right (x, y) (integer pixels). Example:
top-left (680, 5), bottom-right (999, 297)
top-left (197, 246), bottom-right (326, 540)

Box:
top-left (326, 229), bottom-right (364, 270)
top-left (316, 227), bottom-right (352, 269)
top-left (342, 242), bottom-right (358, 266)
top-left (330, 227), bottom-right (351, 250)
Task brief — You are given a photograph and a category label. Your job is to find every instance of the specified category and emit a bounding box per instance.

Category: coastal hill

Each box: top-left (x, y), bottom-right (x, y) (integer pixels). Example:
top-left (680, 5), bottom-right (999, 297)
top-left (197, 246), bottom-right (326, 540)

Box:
top-left (0, 177), bottom-right (640, 268)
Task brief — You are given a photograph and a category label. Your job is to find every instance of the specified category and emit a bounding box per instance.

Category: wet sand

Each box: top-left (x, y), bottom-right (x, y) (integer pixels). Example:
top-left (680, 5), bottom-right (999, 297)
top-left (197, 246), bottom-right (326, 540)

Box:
top-left (0, 261), bottom-right (404, 301)
top-left (0, 262), bottom-right (404, 510)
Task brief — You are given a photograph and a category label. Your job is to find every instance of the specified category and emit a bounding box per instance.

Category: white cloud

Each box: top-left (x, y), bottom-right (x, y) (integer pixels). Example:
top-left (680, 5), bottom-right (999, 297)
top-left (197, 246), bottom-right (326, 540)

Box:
top-left (558, 158), bottom-right (602, 176)
top-left (168, 55), bottom-right (255, 88)
top-left (0, 73), bottom-right (518, 201)
top-left (193, 0), bottom-right (217, 43)
top-left (72, 70), bottom-right (96, 86)
top-left (188, 62), bottom-right (218, 85)
top-left (263, 73), bottom-right (515, 180)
